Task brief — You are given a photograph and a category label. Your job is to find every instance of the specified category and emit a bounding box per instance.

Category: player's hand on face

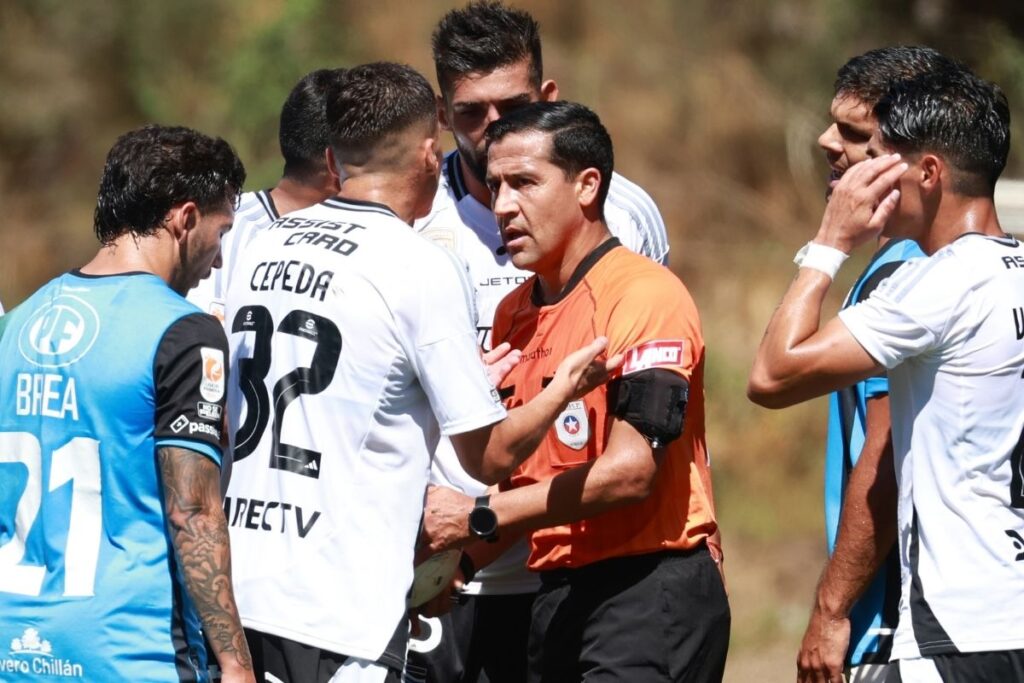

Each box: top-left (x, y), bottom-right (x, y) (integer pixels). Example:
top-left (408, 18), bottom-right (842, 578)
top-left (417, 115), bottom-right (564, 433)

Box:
top-left (550, 336), bottom-right (624, 401)
top-left (420, 485), bottom-right (475, 553)
top-left (796, 605), bottom-right (850, 683)
top-left (482, 341), bottom-right (522, 387)
top-left (815, 153), bottom-right (907, 254)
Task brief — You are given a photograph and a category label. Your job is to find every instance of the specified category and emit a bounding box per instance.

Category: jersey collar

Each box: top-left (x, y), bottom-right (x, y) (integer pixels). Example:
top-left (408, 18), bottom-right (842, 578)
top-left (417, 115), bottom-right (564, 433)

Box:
top-left (446, 152), bottom-right (470, 201)
top-left (951, 231), bottom-right (1019, 247)
top-left (322, 196), bottom-right (400, 220)
top-left (257, 189), bottom-right (281, 221)
top-left (531, 237), bottom-right (622, 307)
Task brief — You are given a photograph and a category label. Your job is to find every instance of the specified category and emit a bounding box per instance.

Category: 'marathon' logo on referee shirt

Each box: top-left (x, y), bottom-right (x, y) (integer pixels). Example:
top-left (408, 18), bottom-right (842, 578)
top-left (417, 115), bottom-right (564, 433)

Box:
top-left (2, 627), bottom-right (85, 678)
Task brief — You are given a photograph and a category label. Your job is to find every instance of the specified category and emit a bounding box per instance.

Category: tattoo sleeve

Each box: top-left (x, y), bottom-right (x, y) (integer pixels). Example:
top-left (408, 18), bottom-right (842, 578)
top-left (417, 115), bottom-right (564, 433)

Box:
top-left (158, 446), bottom-right (253, 675)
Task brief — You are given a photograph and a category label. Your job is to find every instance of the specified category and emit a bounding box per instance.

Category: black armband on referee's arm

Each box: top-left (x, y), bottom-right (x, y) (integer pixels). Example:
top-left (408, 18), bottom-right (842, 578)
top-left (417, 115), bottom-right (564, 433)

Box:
top-left (607, 369), bottom-right (688, 449)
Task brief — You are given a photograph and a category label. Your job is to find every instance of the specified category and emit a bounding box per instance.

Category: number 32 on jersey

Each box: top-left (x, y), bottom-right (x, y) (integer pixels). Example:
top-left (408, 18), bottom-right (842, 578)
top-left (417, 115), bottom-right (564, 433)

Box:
top-left (231, 305), bottom-right (341, 479)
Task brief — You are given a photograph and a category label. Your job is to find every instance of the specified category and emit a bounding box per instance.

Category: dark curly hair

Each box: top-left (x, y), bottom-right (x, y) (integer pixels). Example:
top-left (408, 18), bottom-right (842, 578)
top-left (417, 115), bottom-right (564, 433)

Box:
top-left (93, 125), bottom-right (245, 245)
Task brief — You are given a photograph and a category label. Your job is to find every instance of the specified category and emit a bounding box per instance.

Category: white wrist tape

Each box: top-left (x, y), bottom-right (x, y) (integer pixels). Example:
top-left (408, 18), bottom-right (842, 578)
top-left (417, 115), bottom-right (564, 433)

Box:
top-left (793, 241), bottom-right (849, 280)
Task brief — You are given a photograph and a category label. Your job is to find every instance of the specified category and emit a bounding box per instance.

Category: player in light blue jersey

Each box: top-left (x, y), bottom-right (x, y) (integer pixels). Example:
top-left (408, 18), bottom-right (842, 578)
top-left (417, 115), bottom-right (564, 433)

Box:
top-left (0, 125), bottom-right (254, 683)
top-left (823, 237), bottom-right (922, 670)
top-left (798, 47), bottom-right (959, 683)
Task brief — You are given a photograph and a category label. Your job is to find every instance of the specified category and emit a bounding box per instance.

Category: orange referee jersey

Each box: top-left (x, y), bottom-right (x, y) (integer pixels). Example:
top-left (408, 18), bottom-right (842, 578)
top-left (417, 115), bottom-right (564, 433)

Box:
top-left (492, 239), bottom-right (718, 571)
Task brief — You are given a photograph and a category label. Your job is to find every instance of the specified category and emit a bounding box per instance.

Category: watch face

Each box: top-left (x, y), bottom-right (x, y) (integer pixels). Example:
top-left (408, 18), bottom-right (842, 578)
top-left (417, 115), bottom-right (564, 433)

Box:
top-left (469, 505), bottom-right (498, 538)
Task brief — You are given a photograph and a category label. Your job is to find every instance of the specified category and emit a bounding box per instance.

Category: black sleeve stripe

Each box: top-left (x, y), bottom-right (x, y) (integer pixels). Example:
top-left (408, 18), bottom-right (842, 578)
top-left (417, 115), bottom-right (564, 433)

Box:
top-left (856, 261), bottom-right (906, 304)
top-left (152, 312), bottom-right (229, 455)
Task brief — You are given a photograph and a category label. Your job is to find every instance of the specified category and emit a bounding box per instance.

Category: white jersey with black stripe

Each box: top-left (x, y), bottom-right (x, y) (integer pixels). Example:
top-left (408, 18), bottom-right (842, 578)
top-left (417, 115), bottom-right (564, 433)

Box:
top-left (187, 189), bottom-right (279, 321)
top-left (840, 233), bottom-right (1024, 659)
top-left (413, 151), bottom-right (669, 595)
top-left (223, 196), bottom-right (506, 660)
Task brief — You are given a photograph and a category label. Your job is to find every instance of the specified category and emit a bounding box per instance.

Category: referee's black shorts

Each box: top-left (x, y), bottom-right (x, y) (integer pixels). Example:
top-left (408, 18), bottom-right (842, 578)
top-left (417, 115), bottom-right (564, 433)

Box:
top-left (528, 544), bottom-right (730, 682)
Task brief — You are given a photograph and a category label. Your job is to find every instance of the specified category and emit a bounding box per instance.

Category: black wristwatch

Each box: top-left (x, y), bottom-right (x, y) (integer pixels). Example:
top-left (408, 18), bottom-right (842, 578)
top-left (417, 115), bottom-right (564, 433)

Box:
top-left (468, 495), bottom-right (499, 543)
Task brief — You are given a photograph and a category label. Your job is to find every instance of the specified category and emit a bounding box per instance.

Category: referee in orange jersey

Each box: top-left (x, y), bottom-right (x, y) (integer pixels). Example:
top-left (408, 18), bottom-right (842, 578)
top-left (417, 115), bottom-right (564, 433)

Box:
top-left (422, 100), bottom-right (729, 681)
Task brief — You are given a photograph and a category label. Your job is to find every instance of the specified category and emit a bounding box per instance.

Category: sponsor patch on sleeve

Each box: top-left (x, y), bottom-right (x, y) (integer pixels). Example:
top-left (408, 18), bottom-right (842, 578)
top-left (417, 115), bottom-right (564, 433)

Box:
top-left (199, 347), bottom-right (225, 402)
top-left (621, 340), bottom-right (687, 375)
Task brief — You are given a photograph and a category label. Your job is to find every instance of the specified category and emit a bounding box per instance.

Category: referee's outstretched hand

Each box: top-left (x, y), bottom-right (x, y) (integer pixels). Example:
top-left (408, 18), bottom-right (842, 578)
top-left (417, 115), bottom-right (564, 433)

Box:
top-left (550, 336), bottom-right (624, 402)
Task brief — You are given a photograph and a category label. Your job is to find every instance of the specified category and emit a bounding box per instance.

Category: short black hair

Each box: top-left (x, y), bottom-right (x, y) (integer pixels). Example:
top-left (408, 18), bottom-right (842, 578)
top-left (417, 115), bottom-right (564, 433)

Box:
top-left (875, 68), bottom-right (1010, 197)
top-left (93, 125), bottom-right (245, 246)
top-left (835, 46), bottom-right (964, 107)
top-left (432, 1), bottom-right (542, 97)
top-left (485, 101), bottom-right (613, 214)
top-left (279, 68), bottom-right (347, 179)
top-left (326, 62), bottom-right (437, 166)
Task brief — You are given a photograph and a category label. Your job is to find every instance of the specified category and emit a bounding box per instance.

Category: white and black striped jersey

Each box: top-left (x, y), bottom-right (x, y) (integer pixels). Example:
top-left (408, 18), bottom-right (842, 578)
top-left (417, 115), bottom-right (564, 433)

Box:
top-left (414, 151), bottom-right (669, 596)
top-left (187, 189), bottom-right (280, 321)
top-left (222, 196), bottom-right (506, 661)
top-left (840, 233), bottom-right (1024, 660)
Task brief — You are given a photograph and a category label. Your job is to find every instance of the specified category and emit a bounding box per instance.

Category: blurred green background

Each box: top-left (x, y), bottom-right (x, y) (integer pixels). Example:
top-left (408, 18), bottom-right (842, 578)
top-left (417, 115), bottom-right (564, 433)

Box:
top-left (3, 0), bottom-right (1024, 679)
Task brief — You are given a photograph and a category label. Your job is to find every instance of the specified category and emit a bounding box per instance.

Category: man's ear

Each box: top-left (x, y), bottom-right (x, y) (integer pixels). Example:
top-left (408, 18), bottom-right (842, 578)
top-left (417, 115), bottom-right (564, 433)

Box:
top-left (165, 202), bottom-right (198, 243)
top-left (576, 168), bottom-right (602, 211)
top-left (437, 95), bottom-right (452, 132)
top-left (920, 154), bottom-right (942, 192)
top-left (540, 79), bottom-right (559, 102)
top-left (325, 147), bottom-right (343, 188)
top-left (422, 135), bottom-right (442, 177)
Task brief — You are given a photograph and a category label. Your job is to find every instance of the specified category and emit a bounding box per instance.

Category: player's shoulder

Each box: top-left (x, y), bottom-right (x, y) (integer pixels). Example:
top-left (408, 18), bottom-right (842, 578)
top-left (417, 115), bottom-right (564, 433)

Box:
top-left (605, 172), bottom-right (668, 258)
top-left (416, 152), bottom-right (463, 227)
top-left (126, 277), bottom-right (214, 331)
top-left (607, 171), bottom-right (659, 211)
top-left (159, 308), bottom-right (227, 348)
top-left (234, 189), bottom-right (278, 227)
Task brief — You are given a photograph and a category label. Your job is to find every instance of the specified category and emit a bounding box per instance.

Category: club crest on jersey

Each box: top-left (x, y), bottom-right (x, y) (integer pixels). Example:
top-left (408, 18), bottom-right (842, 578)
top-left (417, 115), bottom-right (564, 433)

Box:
top-left (422, 227), bottom-right (456, 251)
top-left (200, 347), bottom-right (225, 402)
top-left (18, 294), bottom-right (100, 369)
top-left (555, 400), bottom-right (589, 450)
top-left (622, 340), bottom-right (687, 375)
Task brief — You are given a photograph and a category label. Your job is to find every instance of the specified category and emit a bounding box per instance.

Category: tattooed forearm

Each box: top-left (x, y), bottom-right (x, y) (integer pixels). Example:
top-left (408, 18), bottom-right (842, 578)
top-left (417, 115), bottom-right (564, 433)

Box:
top-left (158, 446), bottom-right (254, 676)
